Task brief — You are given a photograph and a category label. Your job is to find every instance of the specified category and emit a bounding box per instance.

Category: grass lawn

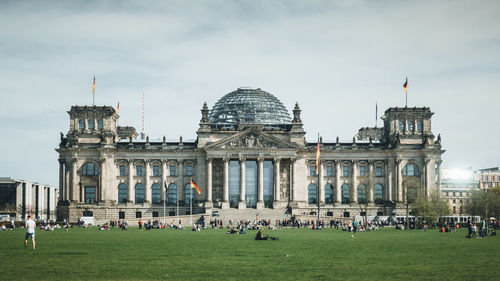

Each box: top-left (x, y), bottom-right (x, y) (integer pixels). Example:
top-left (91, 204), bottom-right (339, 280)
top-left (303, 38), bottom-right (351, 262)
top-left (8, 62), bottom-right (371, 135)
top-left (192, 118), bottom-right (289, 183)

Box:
top-left (0, 226), bottom-right (497, 280)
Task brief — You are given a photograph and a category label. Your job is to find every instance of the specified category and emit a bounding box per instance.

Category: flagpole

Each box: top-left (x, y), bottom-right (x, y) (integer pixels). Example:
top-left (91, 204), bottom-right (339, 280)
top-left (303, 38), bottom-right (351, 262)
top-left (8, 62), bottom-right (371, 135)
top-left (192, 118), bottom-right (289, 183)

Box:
top-left (317, 132), bottom-right (321, 229)
top-left (163, 180), bottom-right (166, 226)
top-left (176, 188), bottom-right (179, 227)
top-left (190, 183), bottom-right (193, 226)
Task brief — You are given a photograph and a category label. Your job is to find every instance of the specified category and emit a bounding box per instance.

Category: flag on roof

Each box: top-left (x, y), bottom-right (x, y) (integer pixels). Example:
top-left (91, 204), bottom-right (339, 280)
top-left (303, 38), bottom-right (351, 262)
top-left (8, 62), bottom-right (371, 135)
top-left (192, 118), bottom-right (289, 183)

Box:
top-left (403, 77), bottom-right (408, 93)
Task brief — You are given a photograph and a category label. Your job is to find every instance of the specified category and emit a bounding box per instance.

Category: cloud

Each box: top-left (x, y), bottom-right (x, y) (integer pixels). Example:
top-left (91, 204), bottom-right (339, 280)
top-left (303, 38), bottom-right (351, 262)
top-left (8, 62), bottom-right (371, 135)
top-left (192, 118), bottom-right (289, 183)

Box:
top-left (1, 0), bottom-right (499, 184)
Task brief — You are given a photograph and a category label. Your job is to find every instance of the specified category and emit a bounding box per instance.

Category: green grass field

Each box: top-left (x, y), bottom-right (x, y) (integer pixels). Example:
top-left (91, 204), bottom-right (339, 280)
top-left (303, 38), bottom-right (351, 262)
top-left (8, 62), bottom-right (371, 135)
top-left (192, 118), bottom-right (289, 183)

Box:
top-left (0, 227), bottom-right (497, 280)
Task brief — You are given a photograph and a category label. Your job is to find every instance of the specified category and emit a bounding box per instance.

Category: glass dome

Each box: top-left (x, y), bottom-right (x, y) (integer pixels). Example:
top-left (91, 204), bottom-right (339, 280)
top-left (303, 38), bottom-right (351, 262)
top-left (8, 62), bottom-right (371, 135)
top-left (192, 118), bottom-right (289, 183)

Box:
top-left (209, 88), bottom-right (291, 126)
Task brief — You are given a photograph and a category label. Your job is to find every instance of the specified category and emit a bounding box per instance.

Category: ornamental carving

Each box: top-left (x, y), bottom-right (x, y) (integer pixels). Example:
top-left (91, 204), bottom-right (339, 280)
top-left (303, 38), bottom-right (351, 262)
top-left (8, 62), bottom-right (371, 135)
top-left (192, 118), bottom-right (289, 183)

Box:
top-left (227, 133), bottom-right (274, 149)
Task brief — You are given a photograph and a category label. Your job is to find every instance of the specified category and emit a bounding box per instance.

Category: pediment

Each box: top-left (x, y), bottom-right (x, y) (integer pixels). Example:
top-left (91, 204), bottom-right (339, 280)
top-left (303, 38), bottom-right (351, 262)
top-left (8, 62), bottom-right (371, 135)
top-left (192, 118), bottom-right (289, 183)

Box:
top-left (205, 130), bottom-right (297, 150)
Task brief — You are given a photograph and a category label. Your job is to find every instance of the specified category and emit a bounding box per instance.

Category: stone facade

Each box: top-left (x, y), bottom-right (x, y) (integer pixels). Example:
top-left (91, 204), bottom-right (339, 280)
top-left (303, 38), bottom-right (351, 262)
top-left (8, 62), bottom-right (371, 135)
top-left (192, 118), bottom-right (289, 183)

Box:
top-left (56, 90), bottom-right (444, 223)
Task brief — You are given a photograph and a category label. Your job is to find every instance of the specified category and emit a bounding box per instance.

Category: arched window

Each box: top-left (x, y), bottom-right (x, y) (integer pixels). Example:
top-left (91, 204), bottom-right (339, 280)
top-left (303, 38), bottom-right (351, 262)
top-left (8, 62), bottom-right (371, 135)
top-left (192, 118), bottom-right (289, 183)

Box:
top-left (184, 183), bottom-right (193, 205)
top-left (403, 163), bottom-right (420, 176)
top-left (151, 184), bottom-right (161, 204)
top-left (358, 184), bottom-right (367, 204)
top-left (82, 162), bottom-right (99, 176)
top-left (374, 184), bottom-right (383, 204)
top-left (167, 184), bottom-right (177, 205)
top-left (324, 184), bottom-right (333, 203)
top-left (308, 184), bottom-right (317, 204)
top-left (118, 183), bottom-right (127, 203)
top-left (135, 184), bottom-right (144, 204)
top-left (341, 184), bottom-right (350, 204)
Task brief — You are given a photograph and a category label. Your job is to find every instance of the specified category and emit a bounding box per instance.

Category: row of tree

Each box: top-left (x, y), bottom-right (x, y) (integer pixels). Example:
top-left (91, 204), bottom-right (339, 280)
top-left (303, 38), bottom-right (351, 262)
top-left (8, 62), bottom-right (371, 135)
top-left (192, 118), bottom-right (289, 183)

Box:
top-left (410, 187), bottom-right (500, 224)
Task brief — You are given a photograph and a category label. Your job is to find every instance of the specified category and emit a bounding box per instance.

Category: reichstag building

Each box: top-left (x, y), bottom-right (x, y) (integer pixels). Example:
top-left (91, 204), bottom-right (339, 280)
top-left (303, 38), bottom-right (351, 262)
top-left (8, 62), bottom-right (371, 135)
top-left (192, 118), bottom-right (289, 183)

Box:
top-left (56, 88), bottom-right (444, 223)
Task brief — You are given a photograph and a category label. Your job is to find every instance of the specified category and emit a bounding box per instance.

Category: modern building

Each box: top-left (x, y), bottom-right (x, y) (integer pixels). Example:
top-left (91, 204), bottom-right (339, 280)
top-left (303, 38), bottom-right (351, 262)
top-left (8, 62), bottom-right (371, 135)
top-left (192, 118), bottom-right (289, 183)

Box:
top-left (56, 87), bottom-right (444, 223)
top-left (475, 167), bottom-right (500, 189)
top-left (440, 168), bottom-right (478, 215)
top-left (0, 177), bottom-right (59, 221)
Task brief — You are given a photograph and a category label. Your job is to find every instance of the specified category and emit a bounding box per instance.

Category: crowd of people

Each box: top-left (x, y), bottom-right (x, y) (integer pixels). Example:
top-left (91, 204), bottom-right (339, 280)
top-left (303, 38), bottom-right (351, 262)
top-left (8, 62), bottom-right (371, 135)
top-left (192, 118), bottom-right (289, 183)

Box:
top-left (466, 217), bottom-right (497, 238)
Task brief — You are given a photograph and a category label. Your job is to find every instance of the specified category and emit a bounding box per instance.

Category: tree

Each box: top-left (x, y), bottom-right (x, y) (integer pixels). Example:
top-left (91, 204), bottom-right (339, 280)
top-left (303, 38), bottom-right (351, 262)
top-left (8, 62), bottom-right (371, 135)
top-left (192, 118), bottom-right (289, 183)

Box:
top-left (410, 190), bottom-right (451, 226)
top-left (465, 187), bottom-right (500, 219)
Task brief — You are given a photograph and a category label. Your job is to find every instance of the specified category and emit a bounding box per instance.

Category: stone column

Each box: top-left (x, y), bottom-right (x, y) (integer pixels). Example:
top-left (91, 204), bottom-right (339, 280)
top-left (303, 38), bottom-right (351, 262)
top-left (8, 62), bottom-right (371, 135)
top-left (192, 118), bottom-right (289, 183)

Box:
top-left (368, 162), bottom-right (374, 204)
top-left (335, 160), bottom-right (341, 204)
top-left (319, 162), bottom-right (325, 204)
top-left (145, 160), bottom-right (151, 203)
top-left (257, 157), bottom-right (264, 209)
top-left (291, 158), bottom-right (297, 202)
top-left (58, 159), bottom-right (64, 201)
top-left (437, 160), bottom-right (443, 195)
top-left (424, 158), bottom-right (431, 199)
top-left (222, 158), bottom-right (229, 209)
top-left (386, 160), bottom-right (393, 202)
top-left (128, 160), bottom-right (134, 203)
top-left (162, 160), bottom-right (167, 202)
top-left (64, 162), bottom-right (70, 202)
top-left (352, 161), bottom-right (358, 204)
top-left (99, 157), bottom-right (106, 203)
top-left (239, 157), bottom-right (246, 209)
top-left (206, 158), bottom-right (213, 207)
top-left (178, 160), bottom-right (184, 204)
top-left (273, 158), bottom-right (280, 209)
top-left (71, 158), bottom-right (78, 202)
top-left (396, 159), bottom-right (403, 203)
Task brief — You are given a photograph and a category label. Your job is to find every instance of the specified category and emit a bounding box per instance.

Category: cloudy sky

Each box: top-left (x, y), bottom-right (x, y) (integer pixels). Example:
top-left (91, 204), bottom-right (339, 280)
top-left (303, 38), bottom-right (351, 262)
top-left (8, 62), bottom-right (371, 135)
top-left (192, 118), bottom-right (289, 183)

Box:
top-left (1, 0), bottom-right (499, 186)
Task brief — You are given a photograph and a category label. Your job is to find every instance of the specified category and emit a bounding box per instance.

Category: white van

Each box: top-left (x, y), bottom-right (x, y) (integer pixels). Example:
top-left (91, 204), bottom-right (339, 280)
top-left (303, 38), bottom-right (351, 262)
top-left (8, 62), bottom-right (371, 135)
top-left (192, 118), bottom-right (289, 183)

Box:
top-left (0, 214), bottom-right (10, 222)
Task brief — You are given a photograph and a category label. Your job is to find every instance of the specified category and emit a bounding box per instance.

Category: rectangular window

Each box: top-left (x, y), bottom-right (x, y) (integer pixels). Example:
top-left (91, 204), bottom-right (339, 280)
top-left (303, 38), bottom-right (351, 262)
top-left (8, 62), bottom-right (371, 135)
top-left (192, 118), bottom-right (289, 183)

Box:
top-left (170, 166), bottom-right (177, 176)
top-left (119, 166), bottom-right (126, 176)
top-left (136, 211), bottom-right (142, 218)
top-left (417, 120), bottom-right (423, 132)
top-left (88, 119), bottom-right (94, 130)
top-left (97, 119), bottom-right (103, 129)
top-left (152, 211), bottom-right (159, 218)
top-left (153, 166), bottom-right (160, 177)
top-left (309, 166), bottom-right (316, 176)
top-left (136, 165), bottom-right (143, 176)
top-left (79, 119), bottom-right (85, 129)
top-left (376, 166), bottom-right (383, 177)
top-left (326, 166), bottom-right (333, 177)
top-left (119, 211), bottom-right (125, 219)
top-left (186, 166), bottom-right (193, 176)
top-left (84, 186), bottom-right (96, 204)
top-left (82, 211), bottom-right (93, 217)
top-left (399, 120), bottom-right (405, 131)
top-left (359, 166), bottom-right (366, 177)
top-left (408, 121), bottom-right (414, 132)
top-left (342, 166), bottom-right (349, 177)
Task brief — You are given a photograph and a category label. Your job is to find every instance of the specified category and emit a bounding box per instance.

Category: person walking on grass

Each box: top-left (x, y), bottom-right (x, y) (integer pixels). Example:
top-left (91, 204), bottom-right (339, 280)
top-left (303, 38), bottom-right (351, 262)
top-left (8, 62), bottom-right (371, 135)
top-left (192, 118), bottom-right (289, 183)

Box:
top-left (24, 215), bottom-right (36, 250)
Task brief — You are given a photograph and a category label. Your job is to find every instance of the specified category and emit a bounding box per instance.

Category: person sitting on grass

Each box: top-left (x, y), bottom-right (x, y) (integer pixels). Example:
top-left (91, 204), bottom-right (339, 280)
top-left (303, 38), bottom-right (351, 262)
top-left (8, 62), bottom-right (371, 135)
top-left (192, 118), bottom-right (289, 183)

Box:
top-left (239, 228), bottom-right (246, 234)
top-left (226, 227), bottom-right (238, 234)
top-left (255, 230), bottom-right (279, 240)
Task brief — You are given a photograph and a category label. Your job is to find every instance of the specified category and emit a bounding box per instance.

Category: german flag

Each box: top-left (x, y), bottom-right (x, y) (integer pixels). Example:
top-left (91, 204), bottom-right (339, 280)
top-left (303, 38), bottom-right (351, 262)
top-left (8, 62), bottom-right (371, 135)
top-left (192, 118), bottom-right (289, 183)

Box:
top-left (117, 102), bottom-right (120, 114)
top-left (403, 77), bottom-right (408, 93)
top-left (191, 179), bottom-right (201, 194)
top-left (92, 76), bottom-right (95, 95)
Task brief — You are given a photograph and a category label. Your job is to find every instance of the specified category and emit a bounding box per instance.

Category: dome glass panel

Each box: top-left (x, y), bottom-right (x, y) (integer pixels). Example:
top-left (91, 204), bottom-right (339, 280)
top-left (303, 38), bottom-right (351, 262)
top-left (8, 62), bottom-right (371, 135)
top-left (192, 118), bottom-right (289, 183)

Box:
top-left (209, 88), bottom-right (291, 126)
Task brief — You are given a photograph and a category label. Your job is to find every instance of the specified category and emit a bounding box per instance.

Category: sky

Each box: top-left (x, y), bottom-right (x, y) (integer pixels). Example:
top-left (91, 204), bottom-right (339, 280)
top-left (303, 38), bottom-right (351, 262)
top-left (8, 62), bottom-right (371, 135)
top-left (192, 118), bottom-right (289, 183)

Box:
top-left (1, 0), bottom-right (499, 186)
